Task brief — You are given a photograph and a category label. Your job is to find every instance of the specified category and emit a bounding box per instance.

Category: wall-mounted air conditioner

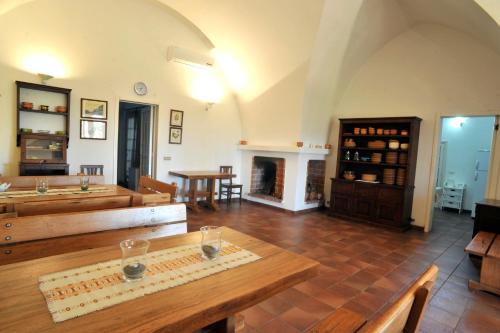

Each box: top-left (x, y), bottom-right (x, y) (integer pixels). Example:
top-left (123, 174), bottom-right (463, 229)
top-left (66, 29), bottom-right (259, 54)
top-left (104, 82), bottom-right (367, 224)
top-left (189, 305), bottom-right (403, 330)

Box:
top-left (167, 46), bottom-right (214, 70)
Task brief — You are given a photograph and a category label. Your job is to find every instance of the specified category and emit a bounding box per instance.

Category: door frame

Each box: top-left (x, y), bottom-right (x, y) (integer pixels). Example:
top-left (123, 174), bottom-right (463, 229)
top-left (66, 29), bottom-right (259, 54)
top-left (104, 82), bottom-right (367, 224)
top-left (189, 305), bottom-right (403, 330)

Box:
top-left (424, 112), bottom-right (499, 232)
top-left (113, 100), bottom-right (159, 185)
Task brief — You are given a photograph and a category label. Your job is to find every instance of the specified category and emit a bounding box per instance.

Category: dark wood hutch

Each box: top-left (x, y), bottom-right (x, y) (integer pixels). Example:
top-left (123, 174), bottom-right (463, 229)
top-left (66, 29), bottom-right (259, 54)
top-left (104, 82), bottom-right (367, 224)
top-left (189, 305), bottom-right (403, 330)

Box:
top-left (16, 81), bottom-right (71, 176)
top-left (330, 117), bottom-right (421, 230)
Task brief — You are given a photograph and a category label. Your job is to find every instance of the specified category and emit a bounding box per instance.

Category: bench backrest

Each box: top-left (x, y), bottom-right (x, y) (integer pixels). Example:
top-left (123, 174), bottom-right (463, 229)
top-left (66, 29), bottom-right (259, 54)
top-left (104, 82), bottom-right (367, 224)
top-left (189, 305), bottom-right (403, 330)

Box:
top-left (359, 264), bottom-right (438, 333)
top-left (138, 176), bottom-right (177, 202)
top-left (0, 203), bottom-right (187, 244)
top-left (14, 195), bottom-right (133, 217)
top-left (0, 175), bottom-right (104, 188)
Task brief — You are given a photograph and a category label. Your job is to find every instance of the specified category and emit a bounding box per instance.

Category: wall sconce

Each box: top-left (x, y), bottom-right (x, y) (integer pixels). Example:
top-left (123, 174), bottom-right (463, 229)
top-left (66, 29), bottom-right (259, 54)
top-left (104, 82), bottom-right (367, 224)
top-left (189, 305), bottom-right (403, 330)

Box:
top-left (38, 73), bottom-right (53, 85)
top-left (205, 102), bottom-right (215, 111)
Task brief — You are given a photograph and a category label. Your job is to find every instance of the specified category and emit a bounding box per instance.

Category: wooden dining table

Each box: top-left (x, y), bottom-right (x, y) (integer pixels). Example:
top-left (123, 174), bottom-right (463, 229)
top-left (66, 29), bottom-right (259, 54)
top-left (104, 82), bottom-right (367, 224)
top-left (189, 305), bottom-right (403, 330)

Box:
top-left (0, 184), bottom-right (142, 216)
top-left (0, 227), bottom-right (319, 333)
top-left (169, 170), bottom-right (235, 212)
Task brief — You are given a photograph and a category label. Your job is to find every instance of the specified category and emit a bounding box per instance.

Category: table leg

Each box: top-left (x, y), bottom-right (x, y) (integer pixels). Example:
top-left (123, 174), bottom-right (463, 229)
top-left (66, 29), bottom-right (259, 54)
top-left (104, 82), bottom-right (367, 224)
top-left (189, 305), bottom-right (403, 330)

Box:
top-left (188, 179), bottom-right (200, 213)
top-left (207, 178), bottom-right (220, 211)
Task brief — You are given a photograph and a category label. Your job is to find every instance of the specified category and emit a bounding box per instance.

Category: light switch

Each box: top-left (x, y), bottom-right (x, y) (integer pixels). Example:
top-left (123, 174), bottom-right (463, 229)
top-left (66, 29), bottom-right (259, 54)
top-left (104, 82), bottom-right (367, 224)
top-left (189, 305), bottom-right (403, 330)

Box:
top-left (163, 155), bottom-right (172, 161)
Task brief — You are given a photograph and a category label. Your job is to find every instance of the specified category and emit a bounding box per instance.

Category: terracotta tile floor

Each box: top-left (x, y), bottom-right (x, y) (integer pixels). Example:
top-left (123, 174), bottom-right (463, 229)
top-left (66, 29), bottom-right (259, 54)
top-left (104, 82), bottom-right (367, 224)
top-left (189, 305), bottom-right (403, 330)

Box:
top-left (187, 203), bottom-right (500, 332)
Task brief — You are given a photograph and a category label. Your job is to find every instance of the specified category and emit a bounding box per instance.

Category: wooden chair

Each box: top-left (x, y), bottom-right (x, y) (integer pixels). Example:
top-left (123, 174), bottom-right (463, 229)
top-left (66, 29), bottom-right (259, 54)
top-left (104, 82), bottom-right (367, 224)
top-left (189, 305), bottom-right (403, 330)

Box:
top-left (80, 164), bottom-right (104, 175)
top-left (0, 203), bottom-right (187, 265)
top-left (218, 166), bottom-right (242, 205)
top-left (358, 264), bottom-right (438, 333)
top-left (138, 176), bottom-right (177, 203)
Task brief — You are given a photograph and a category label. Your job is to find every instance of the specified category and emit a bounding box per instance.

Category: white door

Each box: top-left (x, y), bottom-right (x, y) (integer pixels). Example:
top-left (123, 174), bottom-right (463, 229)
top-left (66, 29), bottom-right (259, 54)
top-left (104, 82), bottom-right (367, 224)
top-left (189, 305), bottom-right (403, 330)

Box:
top-left (471, 150), bottom-right (490, 217)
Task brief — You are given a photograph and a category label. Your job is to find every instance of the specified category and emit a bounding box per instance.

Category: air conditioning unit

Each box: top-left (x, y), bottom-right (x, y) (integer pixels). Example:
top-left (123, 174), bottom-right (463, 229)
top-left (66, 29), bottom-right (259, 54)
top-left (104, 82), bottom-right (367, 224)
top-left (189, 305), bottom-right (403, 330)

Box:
top-left (167, 46), bottom-right (214, 70)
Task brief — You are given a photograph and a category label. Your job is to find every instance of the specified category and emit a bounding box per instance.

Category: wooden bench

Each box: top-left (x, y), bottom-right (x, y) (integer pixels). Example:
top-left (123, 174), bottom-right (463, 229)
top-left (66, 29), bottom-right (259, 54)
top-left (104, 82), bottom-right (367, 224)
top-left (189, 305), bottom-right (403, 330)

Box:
top-left (138, 176), bottom-right (177, 204)
top-left (0, 204), bottom-right (187, 265)
top-left (465, 231), bottom-right (500, 295)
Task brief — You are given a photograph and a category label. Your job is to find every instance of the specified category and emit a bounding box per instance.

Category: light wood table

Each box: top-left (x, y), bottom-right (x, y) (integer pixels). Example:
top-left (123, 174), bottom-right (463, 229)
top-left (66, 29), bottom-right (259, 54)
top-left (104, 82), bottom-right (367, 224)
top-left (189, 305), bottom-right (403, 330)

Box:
top-left (0, 227), bottom-right (319, 333)
top-left (169, 171), bottom-right (235, 212)
top-left (0, 185), bottom-right (142, 216)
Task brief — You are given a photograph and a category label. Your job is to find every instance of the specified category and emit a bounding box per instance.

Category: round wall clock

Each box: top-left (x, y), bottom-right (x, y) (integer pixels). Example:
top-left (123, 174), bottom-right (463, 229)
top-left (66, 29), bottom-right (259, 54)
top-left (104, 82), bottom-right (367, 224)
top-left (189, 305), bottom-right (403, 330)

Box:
top-left (134, 82), bottom-right (148, 96)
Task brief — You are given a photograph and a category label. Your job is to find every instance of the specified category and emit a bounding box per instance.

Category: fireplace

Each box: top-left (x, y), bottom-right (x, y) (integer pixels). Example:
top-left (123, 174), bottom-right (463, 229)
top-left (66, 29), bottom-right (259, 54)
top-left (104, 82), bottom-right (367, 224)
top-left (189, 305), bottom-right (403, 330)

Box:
top-left (305, 160), bottom-right (326, 202)
top-left (249, 156), bottom-right (285, 202)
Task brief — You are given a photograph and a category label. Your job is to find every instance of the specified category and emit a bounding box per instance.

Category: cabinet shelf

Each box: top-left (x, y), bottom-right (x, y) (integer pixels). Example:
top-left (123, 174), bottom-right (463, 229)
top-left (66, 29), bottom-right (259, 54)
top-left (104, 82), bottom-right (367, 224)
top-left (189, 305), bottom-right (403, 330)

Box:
top-left (341, 160), bottom-right (407, 168)
top-left (340, 147), bottom-right (409, 152)
top-left (19, 108), bottom-right (68, 116)
top-left (343, 134), bottom-right (410, 139)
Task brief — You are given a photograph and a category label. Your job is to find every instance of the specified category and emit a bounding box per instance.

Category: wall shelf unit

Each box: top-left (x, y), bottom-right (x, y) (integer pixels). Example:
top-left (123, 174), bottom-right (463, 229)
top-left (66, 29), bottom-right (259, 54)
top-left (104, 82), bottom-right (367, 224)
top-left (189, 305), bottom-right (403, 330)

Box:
top-left (329, 117), bottom-right (421, 230)
top-left (16, 81), bottom-right (71, 176)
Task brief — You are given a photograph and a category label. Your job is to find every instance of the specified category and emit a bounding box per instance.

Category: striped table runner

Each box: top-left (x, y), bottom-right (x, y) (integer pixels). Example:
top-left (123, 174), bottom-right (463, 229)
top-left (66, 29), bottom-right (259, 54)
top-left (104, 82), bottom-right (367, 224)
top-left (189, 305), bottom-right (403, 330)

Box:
top-left (39, 241), bottom-right (261, 322)
top-left (0, 187), bottom-right (111, 198)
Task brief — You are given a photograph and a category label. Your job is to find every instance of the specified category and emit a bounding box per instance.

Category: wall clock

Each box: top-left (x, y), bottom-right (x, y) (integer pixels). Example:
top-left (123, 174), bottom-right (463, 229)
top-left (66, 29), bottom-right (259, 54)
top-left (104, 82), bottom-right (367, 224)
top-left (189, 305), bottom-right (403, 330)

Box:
top-left (134, 82), bottom-right (148, 96)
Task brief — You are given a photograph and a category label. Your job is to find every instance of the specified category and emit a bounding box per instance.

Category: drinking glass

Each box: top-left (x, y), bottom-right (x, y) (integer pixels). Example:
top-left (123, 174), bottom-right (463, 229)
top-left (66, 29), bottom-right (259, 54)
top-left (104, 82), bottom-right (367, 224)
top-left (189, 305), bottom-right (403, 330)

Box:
top-left (80, 176), bottom-right (90, 191)
top-left (200, 226), bottom-right (222, 260)
top-left (36, 177), bottom-right (49, 194)
top-left (120, 239), bottom-right (150, 282)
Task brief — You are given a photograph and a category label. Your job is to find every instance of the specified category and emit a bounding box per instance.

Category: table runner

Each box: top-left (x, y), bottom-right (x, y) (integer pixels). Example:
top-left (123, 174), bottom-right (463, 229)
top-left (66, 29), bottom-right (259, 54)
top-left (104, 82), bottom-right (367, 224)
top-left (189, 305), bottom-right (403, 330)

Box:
top-left (39, 241), bottom-right (261, 322)
top-left (0, 187), bottom-right (110, 198)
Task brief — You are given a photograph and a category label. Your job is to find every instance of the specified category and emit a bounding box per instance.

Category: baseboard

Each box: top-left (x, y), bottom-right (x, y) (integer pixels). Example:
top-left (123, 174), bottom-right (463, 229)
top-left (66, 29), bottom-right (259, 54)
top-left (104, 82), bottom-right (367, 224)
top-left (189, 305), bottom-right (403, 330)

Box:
top-left (411, 224), bottom-right (425, 232)
top-left (242, 198), bottom-right (323, 215)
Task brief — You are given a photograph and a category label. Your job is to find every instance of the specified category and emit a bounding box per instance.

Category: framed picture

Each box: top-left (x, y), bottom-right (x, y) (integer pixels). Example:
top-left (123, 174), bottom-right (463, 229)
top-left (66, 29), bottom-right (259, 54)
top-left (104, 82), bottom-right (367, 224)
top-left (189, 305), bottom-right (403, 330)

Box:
top-left (81, 98), bottom-right (108, 119)
top-left (80, 120), bottom-right (107, 140)
top-left (169, 127), bottom-right (182, 144)
top-left (170, 109), bottom-right (184, 127)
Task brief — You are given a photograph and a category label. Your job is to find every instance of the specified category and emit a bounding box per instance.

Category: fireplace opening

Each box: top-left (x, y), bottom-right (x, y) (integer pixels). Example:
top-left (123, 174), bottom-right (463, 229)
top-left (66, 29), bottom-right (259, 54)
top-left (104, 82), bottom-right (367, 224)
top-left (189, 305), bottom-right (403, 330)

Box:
top-left (305, 160), bottom-right (325, 203)
top-left (250, 156), bottom-right (285, 202)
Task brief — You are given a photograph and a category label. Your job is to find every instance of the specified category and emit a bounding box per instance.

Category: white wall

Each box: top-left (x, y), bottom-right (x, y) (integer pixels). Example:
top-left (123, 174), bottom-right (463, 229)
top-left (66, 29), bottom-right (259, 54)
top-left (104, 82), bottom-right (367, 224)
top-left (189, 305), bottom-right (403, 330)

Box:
top-left (326, 23), bottom-right (500, 227)
top-left (0, 0), bottom-right (242, 187)
top-left (441, 116), bottom-right (495, 211)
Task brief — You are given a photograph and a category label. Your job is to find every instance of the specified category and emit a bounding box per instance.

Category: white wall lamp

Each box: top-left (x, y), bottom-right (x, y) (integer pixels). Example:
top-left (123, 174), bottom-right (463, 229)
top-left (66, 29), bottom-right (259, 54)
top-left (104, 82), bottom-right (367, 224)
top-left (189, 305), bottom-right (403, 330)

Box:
top-left (38, 73), bottom-right (53, 85)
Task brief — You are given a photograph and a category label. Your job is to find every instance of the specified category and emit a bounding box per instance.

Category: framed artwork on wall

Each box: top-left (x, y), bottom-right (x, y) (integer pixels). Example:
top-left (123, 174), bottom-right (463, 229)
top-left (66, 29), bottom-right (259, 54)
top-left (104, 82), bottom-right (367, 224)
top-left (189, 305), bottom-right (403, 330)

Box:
top-left (169, 127), bottom-right (182, 144)
top-left (81, 98), bottom-right (108, 119)
top-left (170, 109), bottom-right (184, 127)
top-left (80, 120), bottom-right (107, 140)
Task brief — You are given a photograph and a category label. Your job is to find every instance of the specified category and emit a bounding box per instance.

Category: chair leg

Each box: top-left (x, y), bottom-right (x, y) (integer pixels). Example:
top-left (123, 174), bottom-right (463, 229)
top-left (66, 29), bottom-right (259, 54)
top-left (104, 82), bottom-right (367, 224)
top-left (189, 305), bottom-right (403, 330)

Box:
top-left (239, 187), bottom-right (242, 205)
top-left (227, 189), bottom-right (232, 205)
top-left (218, 181), bottom-right (222, 203)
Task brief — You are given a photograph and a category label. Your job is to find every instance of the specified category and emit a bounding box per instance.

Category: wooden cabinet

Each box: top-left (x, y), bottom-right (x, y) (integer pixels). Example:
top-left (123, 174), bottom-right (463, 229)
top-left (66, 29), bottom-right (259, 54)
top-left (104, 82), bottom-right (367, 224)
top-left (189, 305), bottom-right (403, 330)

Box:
top-left (20, 134), bottom-right (67, 164)
top-left (329, 117), bottom-right (421, 230)
top-left (473, 199), bottom-right (500, 237)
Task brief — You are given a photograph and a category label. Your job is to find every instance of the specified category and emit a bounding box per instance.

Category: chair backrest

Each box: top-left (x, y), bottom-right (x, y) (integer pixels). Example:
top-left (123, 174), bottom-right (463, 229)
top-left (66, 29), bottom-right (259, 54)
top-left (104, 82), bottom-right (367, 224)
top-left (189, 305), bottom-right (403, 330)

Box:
top-left (220, 166), bottom-right (233, 185)
top-left (141, 193), bottom-right (172, 206)
top-left (137, 176), bottom-right (177, 202)
top-left (0, 175), bottom-right (104, 188)
top-left (359, 264), bottom-right (438, 333)
top-left (0, 203), bottom-right (187, 244)
top-left (80, 165), bottom-right (104, 175)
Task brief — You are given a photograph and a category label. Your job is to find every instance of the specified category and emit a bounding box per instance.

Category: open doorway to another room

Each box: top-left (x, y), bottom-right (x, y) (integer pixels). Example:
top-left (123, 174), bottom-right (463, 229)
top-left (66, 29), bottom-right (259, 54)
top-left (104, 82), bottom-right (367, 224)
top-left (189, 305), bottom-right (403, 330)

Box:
top-left (433, 116), bottom-right (496, 231)
top-left (117, 101), bottom-right (158, 191)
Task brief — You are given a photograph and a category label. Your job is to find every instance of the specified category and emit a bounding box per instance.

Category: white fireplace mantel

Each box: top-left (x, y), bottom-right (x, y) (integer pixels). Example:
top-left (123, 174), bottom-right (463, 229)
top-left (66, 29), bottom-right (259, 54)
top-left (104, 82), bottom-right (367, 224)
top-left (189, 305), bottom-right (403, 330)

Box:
top-left (237, 144), bottom-right (330, 155)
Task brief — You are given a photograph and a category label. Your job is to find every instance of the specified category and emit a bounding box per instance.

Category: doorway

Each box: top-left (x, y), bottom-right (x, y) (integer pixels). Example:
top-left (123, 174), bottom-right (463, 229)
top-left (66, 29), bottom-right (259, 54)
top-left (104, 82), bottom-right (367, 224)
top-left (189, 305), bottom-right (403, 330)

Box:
top-left (117, 101), bottom-right (158, 190)
top-left (432, 116), bottom-right (496, 226)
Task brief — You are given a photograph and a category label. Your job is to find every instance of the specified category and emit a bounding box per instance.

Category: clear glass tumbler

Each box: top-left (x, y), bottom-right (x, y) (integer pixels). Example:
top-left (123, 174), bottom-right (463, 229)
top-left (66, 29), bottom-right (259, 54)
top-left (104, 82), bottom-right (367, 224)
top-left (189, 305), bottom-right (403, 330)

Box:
top-left (200, 226), bottom-right (222, 260)
top-left (80, 176), bottom-right (90, 191)
top-left (120, 239), bottom-right (150, 282)
top-left (36, 177), bottom-right (49, 194)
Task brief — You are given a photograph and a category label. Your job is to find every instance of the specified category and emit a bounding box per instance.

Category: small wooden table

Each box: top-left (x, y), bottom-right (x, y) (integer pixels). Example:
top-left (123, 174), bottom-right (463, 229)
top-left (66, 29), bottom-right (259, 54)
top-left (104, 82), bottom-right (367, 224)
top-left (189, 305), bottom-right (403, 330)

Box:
top-left (169, 171), bottom-right (235, 212)
top-left (465, 231), bottom-right (500, 295)
top-left (0, 227), bottom-right (319, 333)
